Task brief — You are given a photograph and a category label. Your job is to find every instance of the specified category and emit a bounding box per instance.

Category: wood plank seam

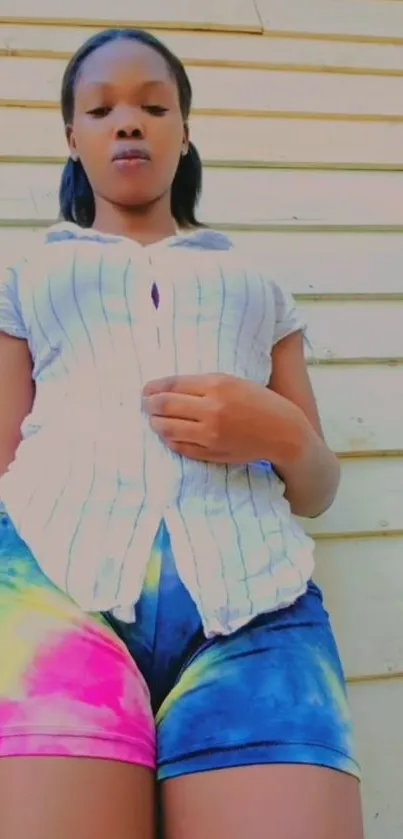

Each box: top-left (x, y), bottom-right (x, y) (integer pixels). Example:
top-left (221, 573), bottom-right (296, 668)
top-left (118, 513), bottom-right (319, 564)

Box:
top-left (4, 46), bottom-right (403, 78)
top-left (0, 16), bottom-right (263, 34)
top-left (4, 154), bottom-right (403, 174)
top-left (3, 99), bottom-right (403, 124)
top-left (3, 218), bottom-right (403, 236)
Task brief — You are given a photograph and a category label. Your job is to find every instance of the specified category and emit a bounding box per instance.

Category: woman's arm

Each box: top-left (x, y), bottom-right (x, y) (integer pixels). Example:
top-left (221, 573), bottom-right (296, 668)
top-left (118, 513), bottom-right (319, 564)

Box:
top-left (142, 327), bottom-right (339, 520)
top-left (0, 332), bottom-right (34, 478)
top-left (267, 330), bottom-right (340, 519)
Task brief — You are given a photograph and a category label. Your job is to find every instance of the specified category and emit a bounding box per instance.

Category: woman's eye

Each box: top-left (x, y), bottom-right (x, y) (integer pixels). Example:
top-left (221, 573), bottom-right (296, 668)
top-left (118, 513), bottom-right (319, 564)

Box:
top-left (144, 105), bottom-right (168, 116)
top-left (87, 106), bottom-right (111, 117)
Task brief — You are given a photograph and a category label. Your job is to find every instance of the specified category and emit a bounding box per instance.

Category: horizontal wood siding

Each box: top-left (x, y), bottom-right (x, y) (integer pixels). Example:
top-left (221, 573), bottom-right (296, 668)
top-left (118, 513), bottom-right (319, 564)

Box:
top-left (0, 4), bottom-right (401, 835)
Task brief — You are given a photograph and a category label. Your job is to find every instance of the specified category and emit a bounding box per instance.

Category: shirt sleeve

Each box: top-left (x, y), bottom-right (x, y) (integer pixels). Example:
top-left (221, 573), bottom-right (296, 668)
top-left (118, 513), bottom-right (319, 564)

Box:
top-left (0, 263), bottom-right (28, 339)
top-left (272, 280), bottom-right (307, 347)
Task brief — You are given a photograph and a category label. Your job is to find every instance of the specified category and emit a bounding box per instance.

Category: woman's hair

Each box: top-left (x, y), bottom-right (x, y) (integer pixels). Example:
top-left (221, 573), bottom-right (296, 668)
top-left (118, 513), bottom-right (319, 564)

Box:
top-left (59, 28), bottom-right (203, 229)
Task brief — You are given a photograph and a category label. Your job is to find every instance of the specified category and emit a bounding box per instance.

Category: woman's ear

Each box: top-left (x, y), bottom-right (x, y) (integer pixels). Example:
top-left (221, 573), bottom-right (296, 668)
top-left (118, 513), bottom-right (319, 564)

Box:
top-left (182, 122), bottom-right (190, 156)
top-left (66, 125), bottom-right (78, 162)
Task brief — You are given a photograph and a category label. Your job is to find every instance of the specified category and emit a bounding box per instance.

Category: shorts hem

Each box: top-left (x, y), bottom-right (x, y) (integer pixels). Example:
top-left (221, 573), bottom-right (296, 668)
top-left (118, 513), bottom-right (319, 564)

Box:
top-left (157, 742), bottom-right (361, 783)
top-left (0, 732), bottom-right (156, 769)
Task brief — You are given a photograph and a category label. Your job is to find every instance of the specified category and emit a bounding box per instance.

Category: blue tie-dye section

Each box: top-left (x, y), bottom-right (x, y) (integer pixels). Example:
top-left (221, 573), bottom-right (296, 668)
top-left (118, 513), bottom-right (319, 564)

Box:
top-left (110, 522), bottom-right (203, 712)
top-left (107, 521), bottom-right (360, 782)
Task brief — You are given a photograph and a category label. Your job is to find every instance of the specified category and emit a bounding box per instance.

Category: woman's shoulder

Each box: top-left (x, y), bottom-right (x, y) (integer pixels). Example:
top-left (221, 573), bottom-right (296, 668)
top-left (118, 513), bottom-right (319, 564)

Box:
top-left (0, 223), bottom-right (91, 302)
top-left (176, 227), bottom-right (265, 271)
top-left (44, 221), bottom-right (122, 246)
top-left (182, 228), bottom-right (282, 287)
top-left (2, 222), bottom-right (79, 274)
top-left (174, 227), bottom-right (235, 252)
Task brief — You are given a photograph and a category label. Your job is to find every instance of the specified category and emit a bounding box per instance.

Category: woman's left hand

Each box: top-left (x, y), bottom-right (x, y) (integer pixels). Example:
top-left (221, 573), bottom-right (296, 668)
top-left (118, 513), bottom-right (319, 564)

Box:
top-left (142, 373), bottom-right (306, 465)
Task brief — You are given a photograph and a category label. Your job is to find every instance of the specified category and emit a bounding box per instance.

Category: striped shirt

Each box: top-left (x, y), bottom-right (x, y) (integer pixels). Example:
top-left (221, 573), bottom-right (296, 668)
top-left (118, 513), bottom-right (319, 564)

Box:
top-left (0, 222), bottom-right (315, 636)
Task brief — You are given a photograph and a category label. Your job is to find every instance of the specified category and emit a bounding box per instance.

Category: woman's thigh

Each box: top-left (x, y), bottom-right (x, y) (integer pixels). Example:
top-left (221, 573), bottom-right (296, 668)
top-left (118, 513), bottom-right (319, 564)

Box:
top-left (0, 510), bottom-right (156, 838)
top-left (157, 584), bottom-right (363, 838)
top-left (162, 764), bottom-right (363, 839)
top-left (0, 758), bottom-right (155, 839)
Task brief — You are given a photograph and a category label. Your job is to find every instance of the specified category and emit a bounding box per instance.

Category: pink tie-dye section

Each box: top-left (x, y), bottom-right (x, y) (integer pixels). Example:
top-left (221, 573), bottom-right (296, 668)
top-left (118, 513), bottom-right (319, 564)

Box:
top-left (0, 616), bottom-right (156, 766)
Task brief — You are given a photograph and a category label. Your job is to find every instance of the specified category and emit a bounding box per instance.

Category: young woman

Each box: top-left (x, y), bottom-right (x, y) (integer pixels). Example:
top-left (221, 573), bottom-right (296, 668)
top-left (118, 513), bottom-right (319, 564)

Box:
top-left (0, 28), bottom-right (364, 839)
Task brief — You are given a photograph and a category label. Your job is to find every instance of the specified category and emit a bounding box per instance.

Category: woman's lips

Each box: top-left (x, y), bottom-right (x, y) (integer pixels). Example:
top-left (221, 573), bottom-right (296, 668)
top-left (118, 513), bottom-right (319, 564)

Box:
top-left (113, 156), bottom-right (149, 170)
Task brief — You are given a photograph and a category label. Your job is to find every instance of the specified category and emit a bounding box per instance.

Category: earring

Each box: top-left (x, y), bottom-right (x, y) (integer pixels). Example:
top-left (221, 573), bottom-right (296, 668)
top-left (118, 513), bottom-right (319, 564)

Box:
top-left (70, 153), bottom-right (79, 163)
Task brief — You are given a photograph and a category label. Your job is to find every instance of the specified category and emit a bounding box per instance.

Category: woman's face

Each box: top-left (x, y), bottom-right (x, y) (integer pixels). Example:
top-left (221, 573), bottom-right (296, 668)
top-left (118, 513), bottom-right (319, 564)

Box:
top-left (67, 38), bottom-right (189, 214)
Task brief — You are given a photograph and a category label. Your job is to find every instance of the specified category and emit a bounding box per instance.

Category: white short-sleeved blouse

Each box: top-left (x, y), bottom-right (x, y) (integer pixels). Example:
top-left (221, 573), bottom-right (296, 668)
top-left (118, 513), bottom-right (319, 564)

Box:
top-left (0, 223), bottom-right (314, 635)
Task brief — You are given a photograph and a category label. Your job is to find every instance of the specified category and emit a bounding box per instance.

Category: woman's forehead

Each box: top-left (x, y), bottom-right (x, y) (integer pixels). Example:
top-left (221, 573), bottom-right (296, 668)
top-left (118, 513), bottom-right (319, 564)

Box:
top-left (77, 39), bottom-right (173, 90)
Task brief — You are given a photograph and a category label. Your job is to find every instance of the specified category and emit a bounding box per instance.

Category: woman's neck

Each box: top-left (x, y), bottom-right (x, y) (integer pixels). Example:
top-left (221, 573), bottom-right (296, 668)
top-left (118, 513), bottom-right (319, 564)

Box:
top-left (93, 198), bottom-right (179, 246)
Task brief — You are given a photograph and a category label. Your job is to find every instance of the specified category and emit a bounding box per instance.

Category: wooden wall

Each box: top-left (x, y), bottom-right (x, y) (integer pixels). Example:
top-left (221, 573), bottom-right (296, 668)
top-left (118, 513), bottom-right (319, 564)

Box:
top-left (1, 1), bottom-right (403, 834)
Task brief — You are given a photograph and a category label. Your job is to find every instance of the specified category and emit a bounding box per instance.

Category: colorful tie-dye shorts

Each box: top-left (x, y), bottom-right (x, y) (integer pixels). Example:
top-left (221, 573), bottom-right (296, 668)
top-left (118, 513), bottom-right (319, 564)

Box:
top-left (0, 507), bottom-right (360, 781)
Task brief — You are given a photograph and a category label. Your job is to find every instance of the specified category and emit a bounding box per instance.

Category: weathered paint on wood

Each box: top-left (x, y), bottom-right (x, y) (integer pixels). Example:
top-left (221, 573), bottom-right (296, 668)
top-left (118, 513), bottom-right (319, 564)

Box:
top-left (349, 679), bottom-right (403, 838)
top-left (258, 0), bottom-right (403, 40)
top-left (3, 55), bottom-right (403, 116)
top-left (5, 107), bottom-right (403, 169)
top-left (302, 457), bottom-right (403, 538)
top-left (315, 536), bottom-right (403, 679)
top-left (1, 162), bottom-right (403, 229)
top-left (3, 23), bottom-right (403, 74)
top-left (0, 8), bottom-right (401, 836)
top-left (1, 0), bottom-right (261, 31)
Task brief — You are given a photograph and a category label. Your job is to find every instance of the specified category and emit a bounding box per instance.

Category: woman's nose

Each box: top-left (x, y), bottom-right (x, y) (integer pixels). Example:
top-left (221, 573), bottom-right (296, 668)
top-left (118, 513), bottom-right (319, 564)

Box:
top-left (115, 107), bottom-right (144, 138)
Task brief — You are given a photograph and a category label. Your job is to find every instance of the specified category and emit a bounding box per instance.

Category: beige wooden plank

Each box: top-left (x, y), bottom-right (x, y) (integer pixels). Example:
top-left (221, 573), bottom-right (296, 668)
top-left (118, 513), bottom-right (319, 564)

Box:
top-left (8, 0), bottom-right (403, 41)
top-left (192, 116), bottom-right (403, 166)
top-left (301, 300), bottom-right (403, 361)
top-left (4, 24), bottom-right (403, 74)
top-left (0, 0), bottom-right (261, 31)
top-left (169, 66), bottom-right (403, 117)
top-left (0, 227), bottom-right (42, 257)
top-left (197, 168), bottom-right (403, 227)
top-left (1, 162), bottom-right (403, 229)
top-left (1, 224), bottom-right (402, 297)
top-left (301, 457), bottom-right (403, 537)
top-left (349, 679), bottom-right (403, 839)
top-left (314, 536), bottom-right (403, 679)
top-left (3, 56), bottom-right (403, 116)
top-left (5, 107), bottom-right (403, 169)
top-left (310, 365), bottom-right (403, 453)
top-left (232, 231), bottom-right (403, 296)
top-left (257, 0), bottom-right (403, 40)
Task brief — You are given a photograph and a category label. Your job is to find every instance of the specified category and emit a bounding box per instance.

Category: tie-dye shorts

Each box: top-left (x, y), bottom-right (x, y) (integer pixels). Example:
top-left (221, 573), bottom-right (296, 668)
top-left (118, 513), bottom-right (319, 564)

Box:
top-left (0, 506), bottom-right (360, 781)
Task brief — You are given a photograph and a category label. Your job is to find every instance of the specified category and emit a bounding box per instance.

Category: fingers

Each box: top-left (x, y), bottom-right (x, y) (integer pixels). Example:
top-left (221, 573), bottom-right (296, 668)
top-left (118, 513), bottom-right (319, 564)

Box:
top-left (143, 393), bottom-right (202, 421)
top-left (149, 416), bottom-right (204, 445)
top-left (148, 414), bottom-right (235, 463)
top-left (142, 375), bottom-right (214, 398)
top-left (142, 377), bottom-right (177, 397)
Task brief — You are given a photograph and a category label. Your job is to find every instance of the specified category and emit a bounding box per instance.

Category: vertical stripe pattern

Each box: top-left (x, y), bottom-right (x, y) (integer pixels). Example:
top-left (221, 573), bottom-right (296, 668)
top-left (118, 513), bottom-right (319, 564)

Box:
top-left (0, 222), bottom-right (314, 636)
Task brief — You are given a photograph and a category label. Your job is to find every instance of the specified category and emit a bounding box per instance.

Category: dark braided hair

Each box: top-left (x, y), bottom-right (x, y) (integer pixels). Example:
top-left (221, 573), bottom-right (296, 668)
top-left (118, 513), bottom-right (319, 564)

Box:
top-left (59, 28), bottom-right (202, 228)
